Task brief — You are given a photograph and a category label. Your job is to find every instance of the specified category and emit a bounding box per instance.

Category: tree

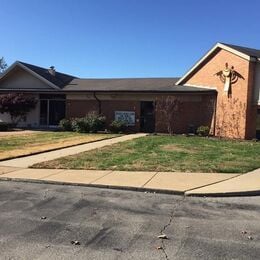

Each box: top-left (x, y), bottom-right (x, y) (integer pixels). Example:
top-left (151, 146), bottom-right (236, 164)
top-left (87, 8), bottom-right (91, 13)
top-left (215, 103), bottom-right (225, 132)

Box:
top-left (156, 96), bottom-right (182, 135)
top-left (0, 93), bottom-right (37, 125)
top-left (215, 98), bottom-right (246, 139)
top-left (0, 57), bottom-right (7, 74)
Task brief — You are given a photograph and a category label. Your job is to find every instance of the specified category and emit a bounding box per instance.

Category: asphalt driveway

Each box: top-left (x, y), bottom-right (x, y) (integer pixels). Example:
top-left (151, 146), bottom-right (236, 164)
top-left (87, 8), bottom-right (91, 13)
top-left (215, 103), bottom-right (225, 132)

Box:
top-left (0, 181), bottom-right (259, 259)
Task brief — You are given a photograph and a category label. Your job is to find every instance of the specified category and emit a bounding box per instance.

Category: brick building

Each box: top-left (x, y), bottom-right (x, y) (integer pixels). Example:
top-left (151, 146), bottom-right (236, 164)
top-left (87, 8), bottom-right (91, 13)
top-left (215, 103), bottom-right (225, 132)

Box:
top-left (0, 42), bottom-right (259, 139)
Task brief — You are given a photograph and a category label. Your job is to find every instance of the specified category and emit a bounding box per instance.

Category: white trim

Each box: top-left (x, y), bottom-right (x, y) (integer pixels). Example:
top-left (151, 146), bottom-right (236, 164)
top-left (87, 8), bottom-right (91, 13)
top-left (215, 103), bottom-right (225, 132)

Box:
top-left (176, 43), bottom-right (252, 85)
top-left (183, 83), bottom-right (217, 90)
top-left (0, 61), bottom-right (60, 90)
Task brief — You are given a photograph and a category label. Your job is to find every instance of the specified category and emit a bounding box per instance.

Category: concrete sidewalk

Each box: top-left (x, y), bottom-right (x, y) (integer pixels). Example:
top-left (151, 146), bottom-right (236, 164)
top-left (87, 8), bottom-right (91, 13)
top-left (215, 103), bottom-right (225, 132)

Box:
top-left (0, 132), bottom-right (259, 196)
top-left (0, 133), bottom-right (147, 168)
top-left (0, 166), bottom-right (259, 196)
top-left (0, 165), bottom-right (248, 195)
top-left (186, 168), bottom-right (260, 196)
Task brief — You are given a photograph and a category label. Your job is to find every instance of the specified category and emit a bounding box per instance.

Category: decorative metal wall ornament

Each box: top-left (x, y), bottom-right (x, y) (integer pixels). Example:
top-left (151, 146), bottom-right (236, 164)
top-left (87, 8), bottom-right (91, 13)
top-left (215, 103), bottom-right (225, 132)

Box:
top-left (215, 63), bottom-right (244, 95)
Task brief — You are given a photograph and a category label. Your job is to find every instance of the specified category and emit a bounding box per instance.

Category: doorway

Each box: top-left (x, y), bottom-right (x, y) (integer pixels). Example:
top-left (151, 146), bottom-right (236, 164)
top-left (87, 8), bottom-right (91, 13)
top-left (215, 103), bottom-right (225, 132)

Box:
top-left (140, 101), bottom-right (155, 133)
top-left (40, 95), bottom-right (66, 126)
top-left (256, 108), bottom-right (260, 139)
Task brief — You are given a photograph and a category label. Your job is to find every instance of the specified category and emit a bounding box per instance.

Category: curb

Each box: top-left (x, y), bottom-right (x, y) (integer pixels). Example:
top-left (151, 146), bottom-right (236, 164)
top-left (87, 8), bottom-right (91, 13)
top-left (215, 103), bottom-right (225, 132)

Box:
top-left (0, 177), bottom-right (185, 196)
top-left (1, 176), bottom-right (260, 197)
top-left (185, 190), bottom-right (260, 197)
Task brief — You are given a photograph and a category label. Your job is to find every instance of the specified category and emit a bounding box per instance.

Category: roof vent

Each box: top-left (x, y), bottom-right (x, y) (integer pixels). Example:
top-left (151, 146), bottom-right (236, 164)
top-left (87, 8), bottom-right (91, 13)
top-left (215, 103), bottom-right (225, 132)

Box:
top-left (48, 66), bottom-right (56, 76)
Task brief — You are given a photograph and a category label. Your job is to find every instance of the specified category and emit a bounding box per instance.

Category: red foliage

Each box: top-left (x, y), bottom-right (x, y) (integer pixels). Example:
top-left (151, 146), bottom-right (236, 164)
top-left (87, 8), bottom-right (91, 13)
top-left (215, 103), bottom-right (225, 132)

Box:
top-left (0, 93), bottom-right (37, 124)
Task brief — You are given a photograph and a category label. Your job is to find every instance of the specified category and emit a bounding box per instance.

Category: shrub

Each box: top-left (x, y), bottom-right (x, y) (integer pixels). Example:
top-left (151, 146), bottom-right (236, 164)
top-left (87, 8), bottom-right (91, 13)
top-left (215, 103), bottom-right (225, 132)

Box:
top-left (85, 112), bottom-right (106, 133)
top-left (196, 125), bottom-right (210, 137)
top-left (59, 119), bottom-right (72, 131)
top-left (0, 122), bottom-right (9, 131)
top-left (0, 93), bottom-right (37, 124)
top-left (110, 120), bottom-right (127, 133)
top-left (70, 113), bottom-right (106, 133)
top-left (71, 118), bottom-right (89, 133)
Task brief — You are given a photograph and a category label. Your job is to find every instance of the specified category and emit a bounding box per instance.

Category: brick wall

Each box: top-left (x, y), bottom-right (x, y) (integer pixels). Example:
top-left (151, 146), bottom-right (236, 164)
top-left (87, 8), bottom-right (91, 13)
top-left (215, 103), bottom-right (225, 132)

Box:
top-left (245, 62), bottom-right (257, 139)
top-left (66, 100), bottom-right (98, 118)
top-left (155, 94), bottom-right (215, 134)
top-left (101, 100), bottom-right (141, 132)
top-left (183, 48), bottom-right (257, 139)
top-left (66, 99), bottom-right (140, 132)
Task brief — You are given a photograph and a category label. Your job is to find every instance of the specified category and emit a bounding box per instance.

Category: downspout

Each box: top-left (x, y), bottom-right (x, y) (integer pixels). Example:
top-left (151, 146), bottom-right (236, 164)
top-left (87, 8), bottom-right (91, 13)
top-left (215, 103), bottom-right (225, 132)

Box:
top-left (93, 92), bottom-right (101, 115)
top-left (212, 92), bottom-right (217, 136)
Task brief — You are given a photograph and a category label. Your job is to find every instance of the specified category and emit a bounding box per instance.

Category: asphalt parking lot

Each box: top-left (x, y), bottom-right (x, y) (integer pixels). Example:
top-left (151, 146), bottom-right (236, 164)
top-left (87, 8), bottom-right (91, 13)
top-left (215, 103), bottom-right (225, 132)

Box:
top-left (0, 181), bottom-right (259, 260)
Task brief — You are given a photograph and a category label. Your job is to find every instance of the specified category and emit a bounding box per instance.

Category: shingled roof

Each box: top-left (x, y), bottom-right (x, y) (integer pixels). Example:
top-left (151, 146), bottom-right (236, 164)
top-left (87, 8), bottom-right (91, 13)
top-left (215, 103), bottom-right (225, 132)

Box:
top-left (64, 78), bottom-right (214, 93)
top-left (0, 61), bottom-right (216, 93)
top-left (221, 43), bottom-right (260, 58)
top-left (19, 61), bottom-right (77, 88)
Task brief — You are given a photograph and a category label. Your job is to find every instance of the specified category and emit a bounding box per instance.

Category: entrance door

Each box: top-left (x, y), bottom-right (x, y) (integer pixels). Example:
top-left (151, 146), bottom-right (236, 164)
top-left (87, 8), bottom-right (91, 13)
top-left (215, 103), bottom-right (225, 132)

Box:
top-left (256, 109), bottom-right (260, 139)
top-left (140, 101), bottom-right (155, 133)
top-left (40, 98), bottom-right (66, 126)
top-left (40, 100), bottom-right (48, 125)
top-left (49, 100), bottom-right (66, 126)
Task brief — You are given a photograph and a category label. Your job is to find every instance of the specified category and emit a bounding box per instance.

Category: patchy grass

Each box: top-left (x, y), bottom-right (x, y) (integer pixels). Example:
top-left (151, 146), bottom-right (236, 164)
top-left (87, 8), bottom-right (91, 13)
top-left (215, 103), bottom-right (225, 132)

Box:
top-left (0, 131), bottom-right (119, 160)
top-left (32, 135), bottom-right (260, 173)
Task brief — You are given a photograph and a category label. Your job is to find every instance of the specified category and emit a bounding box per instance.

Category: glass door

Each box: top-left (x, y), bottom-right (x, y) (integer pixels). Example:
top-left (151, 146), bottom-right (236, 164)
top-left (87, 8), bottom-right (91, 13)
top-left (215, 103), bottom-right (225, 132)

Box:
top-left (39, 97), bottom-right (66, 127)
top-left (40, 100), bottom-right (48, 126)
top-left (49, 100), bottom-right (66, 126)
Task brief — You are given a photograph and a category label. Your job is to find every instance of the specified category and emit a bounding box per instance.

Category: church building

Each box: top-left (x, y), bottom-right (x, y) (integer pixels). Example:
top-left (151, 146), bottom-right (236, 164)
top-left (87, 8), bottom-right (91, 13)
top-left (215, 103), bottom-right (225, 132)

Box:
top-left (0, 42), bottom-right (259, 139)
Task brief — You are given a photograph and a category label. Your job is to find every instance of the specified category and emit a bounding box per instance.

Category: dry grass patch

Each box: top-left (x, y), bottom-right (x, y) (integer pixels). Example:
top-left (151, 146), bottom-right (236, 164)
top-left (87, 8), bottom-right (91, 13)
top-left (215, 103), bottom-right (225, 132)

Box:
top-left (0, 132), bottom-right (118, 160)
top-left (32, 135), bottom-right (260, 173)
top-left (160, 144), bottom-right (196, 153)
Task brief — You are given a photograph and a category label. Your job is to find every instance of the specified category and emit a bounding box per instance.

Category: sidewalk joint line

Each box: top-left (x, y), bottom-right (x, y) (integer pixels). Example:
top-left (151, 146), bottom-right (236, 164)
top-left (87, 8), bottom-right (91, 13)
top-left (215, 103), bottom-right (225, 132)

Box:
top-left (0, 167), bottom-right (22, 175)
top-left (39, 169), bottom-right (68, 180)
top-left (141, 171), bottom-right (159, 188)
top-left (184, 173), bottom-right (242, 193)
top-left (89, 170), bottom-right (114, 184)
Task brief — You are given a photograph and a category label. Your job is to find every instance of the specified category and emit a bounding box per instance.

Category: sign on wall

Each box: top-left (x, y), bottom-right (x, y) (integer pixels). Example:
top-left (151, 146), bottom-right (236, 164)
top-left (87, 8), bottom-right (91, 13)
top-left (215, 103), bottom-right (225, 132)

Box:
top-left (115, 111), bottom-right (135, 126)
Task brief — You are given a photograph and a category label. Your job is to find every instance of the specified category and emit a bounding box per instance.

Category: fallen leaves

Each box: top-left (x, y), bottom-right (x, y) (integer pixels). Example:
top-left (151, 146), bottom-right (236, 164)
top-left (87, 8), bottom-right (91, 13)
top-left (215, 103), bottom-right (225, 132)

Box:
top-left (71, 240), bottom-right (80, 245)
top-left (241, 230), bottom-right (254, 240)
top-left (157, 234), bottom-right (168, 239)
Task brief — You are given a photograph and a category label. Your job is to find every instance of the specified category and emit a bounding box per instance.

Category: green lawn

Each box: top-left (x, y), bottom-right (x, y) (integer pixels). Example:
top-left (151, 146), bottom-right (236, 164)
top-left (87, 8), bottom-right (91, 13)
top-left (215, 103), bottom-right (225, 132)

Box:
top-left (0, 131), bottom-right (118, 160)
top-left (32, 135), bottom-right (260, 173)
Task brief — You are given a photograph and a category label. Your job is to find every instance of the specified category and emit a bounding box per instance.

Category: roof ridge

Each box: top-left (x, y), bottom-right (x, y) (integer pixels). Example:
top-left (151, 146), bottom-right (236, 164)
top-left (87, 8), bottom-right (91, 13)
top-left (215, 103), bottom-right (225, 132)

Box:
top-left (220, 42), bottom-right (260, 52)
top-left (18, 61), bottom-right (77, 78)
top-left (76, 77), bottom-right (180, 80)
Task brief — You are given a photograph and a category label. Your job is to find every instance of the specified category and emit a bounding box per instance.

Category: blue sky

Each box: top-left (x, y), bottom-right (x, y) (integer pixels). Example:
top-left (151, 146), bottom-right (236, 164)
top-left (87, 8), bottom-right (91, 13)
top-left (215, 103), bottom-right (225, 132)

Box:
top-left (1, 0), bottom-right (260, 78)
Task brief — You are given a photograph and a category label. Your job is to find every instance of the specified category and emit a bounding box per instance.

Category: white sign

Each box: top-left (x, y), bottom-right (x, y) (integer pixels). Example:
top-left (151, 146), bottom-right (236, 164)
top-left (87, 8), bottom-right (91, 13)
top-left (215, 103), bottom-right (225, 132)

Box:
top-left (115, 111), bottom-right (135, 126)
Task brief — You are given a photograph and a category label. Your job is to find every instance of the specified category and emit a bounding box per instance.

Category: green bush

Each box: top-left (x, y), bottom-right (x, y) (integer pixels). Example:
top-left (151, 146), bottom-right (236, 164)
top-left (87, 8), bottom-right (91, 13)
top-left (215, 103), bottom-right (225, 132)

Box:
top-left (110, 120), bottom-right (127, 133)
top-left (0, 122), bottom-right (9, 131)
top-left (71, 113), bottom-right (106, 133)
top-left (85, 112), bottom-right (106, 133)
top-left (71, 118), bottom-right (89, 133)
top-left (196, 125), bottom-right (210, 137)
top-left (59, 118), bottom-right (72, 131)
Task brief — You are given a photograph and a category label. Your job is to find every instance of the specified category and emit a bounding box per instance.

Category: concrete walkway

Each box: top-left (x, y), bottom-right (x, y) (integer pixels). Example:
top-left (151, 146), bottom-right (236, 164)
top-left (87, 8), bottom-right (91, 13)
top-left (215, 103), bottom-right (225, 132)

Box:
top-left (0, 133), bottom-right (147, 168)
top-left (0, 166), bottom-right (241, 195)
top-left (0, 132), bottom-right (259, 196)
top-left (186, 168), bottom-right (260, 196)
top-left (0, 166), bottom-right (259, 196)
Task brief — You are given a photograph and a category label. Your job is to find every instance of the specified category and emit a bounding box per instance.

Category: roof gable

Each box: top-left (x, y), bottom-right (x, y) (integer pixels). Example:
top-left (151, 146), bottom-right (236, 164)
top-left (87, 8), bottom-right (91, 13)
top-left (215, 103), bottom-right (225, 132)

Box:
top-left (176, 42), bottom-right (258, 85)
top-left (19, 62), bottom-right (76, 88)
top-left (0, 61), bottom-right (77, 90)
top-left (0, 65), bottom-right (55, 90)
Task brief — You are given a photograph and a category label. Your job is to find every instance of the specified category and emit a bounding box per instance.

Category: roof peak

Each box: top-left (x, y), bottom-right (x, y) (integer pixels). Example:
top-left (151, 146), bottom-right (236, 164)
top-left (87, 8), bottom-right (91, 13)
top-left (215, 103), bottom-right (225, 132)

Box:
top-left (17, 61), bottom-right (76, 78)
top-left (220, 42), bottom-right (260, 52)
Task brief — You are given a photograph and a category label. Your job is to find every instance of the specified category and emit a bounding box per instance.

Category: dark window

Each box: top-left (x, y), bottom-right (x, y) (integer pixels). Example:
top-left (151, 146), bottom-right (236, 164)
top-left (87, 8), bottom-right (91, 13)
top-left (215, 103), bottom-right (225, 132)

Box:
top-left (39, 94), bottom-right (66, 100)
